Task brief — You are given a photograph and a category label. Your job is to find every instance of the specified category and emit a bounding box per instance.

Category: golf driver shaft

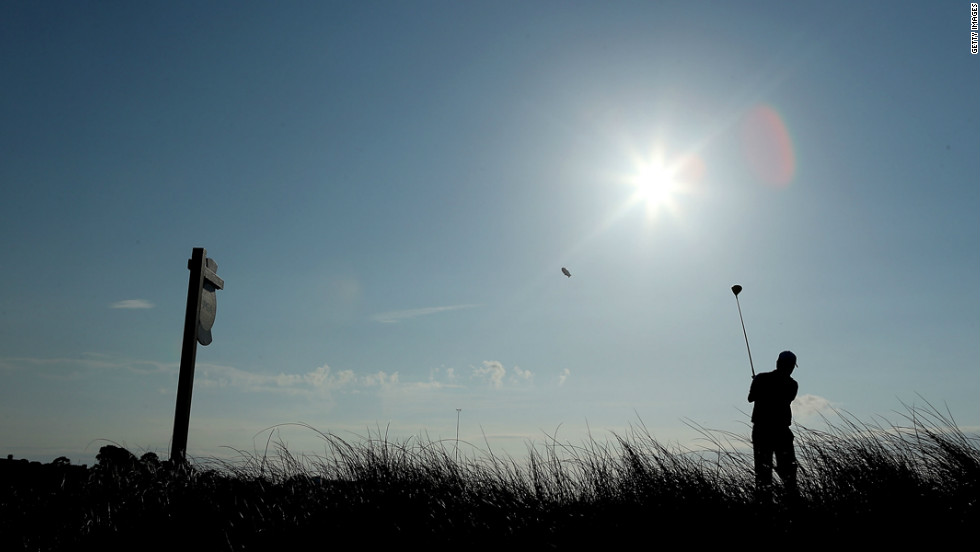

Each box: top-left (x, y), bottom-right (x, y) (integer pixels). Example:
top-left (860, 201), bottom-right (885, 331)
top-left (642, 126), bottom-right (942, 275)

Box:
top-left (732, 288), bottom-right (756, 378)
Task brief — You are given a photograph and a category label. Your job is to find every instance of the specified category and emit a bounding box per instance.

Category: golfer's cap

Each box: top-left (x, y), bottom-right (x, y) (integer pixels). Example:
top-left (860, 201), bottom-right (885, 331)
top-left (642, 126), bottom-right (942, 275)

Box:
top-left (778, 350), bottom-right (798, 367)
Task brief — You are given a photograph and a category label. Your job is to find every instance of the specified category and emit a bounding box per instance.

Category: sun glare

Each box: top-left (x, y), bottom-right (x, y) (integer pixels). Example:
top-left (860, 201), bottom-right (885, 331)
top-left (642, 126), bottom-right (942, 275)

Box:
top-left (628, 156), bottom-right (682, 217)
top-left (601, 145), bottom-right (704, 232)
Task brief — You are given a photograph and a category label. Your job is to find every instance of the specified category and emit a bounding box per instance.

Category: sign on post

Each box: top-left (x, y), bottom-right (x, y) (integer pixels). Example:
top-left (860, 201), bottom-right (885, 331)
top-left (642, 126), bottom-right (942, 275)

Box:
top-left (197, 257), bottom-right (223, 346)
top-left (170, 247), bottom-right (224, 464)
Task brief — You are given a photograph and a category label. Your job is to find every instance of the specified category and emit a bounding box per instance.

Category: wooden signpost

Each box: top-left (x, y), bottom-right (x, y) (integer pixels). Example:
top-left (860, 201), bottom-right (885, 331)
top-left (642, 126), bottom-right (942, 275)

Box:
top-left (170, 247), bottom-right (224, 464)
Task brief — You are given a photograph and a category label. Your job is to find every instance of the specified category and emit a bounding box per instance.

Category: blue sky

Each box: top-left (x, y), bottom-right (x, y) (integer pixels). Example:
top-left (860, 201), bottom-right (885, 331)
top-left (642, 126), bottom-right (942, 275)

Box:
top-left (2, 1), bottom-right (977, 467)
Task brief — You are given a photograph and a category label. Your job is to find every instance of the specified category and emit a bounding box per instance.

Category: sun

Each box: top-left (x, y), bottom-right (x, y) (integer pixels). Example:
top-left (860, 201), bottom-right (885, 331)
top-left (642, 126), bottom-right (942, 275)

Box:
top-left (627, 154), bottom-right (682, 218)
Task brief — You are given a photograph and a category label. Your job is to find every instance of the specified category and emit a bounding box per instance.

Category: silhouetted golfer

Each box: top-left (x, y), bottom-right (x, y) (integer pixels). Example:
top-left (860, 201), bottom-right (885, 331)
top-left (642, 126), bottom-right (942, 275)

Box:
top-left (748, 350), bottom-right (799, 500)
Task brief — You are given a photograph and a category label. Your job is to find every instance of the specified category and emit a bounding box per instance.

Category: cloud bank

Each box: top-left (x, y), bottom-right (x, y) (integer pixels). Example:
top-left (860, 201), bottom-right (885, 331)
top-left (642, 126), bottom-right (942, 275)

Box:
top-left (793, 394), bottom-right (835, 418)
top-left (110, 299), bottom-right (155, 309)
top-left (472, 360), bottom-right (533, 389)
top-left (197, 363), bottom-right (398, 395)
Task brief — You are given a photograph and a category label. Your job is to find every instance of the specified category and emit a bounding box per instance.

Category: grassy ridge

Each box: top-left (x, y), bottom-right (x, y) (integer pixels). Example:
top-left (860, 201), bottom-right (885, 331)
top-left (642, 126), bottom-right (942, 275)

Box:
top-left (2, 403), bottom-right (976, 550)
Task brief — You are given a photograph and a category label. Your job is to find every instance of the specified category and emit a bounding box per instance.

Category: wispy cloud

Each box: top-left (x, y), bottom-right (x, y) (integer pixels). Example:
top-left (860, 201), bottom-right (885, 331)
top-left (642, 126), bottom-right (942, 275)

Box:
top-left (0, 354), bottom-right (173, 379)
top-left (372, 304), bottom-right (478, 323)
top-left (110, 299), bottom-right (155, 309)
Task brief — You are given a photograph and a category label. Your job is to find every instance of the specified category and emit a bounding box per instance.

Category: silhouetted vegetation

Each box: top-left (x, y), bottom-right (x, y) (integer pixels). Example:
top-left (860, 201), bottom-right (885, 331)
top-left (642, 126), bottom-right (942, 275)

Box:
top-left (2, 403), bottom-right (975, 550)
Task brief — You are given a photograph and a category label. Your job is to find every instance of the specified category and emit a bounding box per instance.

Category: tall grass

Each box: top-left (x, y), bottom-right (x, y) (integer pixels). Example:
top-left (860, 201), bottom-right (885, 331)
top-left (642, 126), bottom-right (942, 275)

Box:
top-left (792, 403), bottom-right (979, 539)
top-left (203, 402), bottom-right (976, 545)
top-left (2, 402), bottom-right (976, 549)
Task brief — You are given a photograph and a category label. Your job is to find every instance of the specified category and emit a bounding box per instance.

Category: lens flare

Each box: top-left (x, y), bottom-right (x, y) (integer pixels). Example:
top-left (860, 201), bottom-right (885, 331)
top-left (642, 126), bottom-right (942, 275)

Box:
top-left (740, 105), bottom-right (796, 187)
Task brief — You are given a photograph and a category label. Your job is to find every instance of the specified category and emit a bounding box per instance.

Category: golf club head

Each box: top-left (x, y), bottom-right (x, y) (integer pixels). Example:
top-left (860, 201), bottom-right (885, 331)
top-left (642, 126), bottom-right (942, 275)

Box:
top-left (731, 284), bottom-right (742, 296)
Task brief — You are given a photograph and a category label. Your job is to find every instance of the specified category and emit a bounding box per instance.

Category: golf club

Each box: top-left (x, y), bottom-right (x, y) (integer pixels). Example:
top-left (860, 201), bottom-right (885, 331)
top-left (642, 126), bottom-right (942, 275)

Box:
top-left (731, 284), bottom-right (755, 378)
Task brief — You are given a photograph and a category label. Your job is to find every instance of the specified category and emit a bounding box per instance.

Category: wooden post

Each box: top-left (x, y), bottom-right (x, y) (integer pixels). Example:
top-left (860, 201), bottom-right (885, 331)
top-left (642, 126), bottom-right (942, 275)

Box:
top-left (170, 247), bottom-right (223, 465)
